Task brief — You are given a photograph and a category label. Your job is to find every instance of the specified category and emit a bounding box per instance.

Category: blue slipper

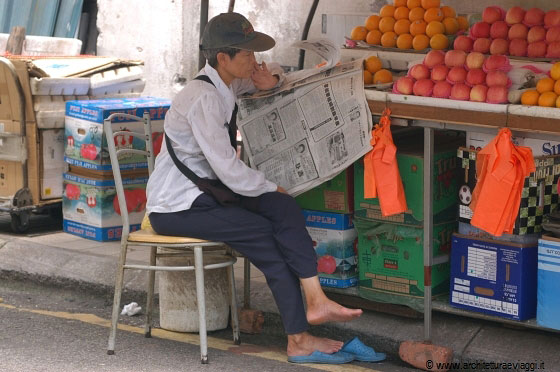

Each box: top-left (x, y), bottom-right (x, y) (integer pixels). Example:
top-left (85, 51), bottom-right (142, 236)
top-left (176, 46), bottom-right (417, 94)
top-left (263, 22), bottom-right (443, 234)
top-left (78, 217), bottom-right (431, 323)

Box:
top-left (341, 337), bottom-right (386, 362)
top-left (288, 350), bottom-right (354, 364)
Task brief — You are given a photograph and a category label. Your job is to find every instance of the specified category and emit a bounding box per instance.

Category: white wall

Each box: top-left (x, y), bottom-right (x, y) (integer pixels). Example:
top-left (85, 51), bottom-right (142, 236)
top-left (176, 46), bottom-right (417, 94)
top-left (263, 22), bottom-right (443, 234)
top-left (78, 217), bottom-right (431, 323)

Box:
top-left (96, 0), bottom-right (558, 98)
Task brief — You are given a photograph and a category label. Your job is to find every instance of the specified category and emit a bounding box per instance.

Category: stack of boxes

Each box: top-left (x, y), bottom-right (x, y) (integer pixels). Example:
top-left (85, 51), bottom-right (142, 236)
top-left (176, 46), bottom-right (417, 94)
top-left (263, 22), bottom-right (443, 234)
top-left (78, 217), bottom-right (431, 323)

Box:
top-left (62, 97), bottom-right (170, 241)
top-left (295, 167), bottom-right (358, 288)
top-left (449, 147), bottom-right (560, 321)
top-left (353, 132), bottom-right (460, 310)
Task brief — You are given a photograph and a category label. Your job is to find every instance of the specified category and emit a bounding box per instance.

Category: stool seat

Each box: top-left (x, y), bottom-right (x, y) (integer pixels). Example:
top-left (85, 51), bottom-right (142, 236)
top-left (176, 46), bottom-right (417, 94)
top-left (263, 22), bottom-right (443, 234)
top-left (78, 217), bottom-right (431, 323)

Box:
top-left (128, 228), bottom-right (213, 245)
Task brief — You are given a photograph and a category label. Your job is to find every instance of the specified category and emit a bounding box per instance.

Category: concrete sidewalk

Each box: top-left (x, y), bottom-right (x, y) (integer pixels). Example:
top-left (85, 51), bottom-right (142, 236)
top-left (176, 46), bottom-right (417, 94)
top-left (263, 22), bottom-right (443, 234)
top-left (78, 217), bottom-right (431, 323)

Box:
top-left (1, 229), bottom-right (559, 370)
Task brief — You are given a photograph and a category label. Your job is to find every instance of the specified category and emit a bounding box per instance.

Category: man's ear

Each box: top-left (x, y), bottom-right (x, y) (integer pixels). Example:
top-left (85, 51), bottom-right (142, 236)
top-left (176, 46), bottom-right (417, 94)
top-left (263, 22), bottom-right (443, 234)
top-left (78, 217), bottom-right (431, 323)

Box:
top-left (216, 52), bottom-right (229, 67)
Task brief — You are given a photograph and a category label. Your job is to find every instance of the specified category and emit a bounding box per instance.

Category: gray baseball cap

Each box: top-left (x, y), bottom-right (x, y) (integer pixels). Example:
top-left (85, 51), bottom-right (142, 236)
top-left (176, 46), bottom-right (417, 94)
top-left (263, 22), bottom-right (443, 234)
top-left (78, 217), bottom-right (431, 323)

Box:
top-left (200, 12), bottom-right (275, 52)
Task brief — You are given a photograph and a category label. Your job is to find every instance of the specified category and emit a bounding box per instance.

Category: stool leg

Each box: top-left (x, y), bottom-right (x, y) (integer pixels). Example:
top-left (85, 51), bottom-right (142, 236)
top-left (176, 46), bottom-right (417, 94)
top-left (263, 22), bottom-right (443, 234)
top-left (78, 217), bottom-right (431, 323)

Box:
top-left (227, 263), bottom-right (240, 345)
top-left (243, 257), bottom-right (251, 309)
top-left (144, 245), bottom-right (157, 338)
top-left (107, 240), bottom-right (128, 354)
top-left (194, 246), bottom-right (208, 364)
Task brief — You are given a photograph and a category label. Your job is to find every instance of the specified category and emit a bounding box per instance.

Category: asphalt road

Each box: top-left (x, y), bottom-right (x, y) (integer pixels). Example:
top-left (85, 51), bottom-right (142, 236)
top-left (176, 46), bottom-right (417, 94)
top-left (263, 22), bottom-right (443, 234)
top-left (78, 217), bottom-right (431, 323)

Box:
top-left (0, 276), bottom-right (420, 372)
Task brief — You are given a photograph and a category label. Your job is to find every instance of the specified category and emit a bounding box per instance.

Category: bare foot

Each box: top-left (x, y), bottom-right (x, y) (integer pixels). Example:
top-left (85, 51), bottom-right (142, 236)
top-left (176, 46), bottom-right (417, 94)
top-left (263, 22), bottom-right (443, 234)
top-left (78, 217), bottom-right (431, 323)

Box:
top-left (287, 332), bottom-right (343, 356)
top-left (306, 299), bottom-right (363, 325)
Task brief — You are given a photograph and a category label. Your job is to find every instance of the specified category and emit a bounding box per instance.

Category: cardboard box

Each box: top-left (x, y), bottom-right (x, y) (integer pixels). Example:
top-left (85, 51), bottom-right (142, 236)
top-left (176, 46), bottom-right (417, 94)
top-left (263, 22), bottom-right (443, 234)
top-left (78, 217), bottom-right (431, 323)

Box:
top-left (457, 148), bottom-right (560, 235)
top-left (62, 171), bottom-right (148, 241)
top-left (296, 167), bottom-right (353, 213)
top-left (64, 97), bottom-right (169, 171)
top-left (466, 130), bottom-right (560, 156)
top-left (355, 211), bottom-right (454, 301)
top-left (303, 210), bottom-right (357, 288)
top-left (536, 236), bottom-right (560, 330)
top-left (457, 222), bottom-right (540, 246)
top-left (354, 146), bottom-right (459, 225)
top-left (450, 233), bottom-right (537, 321)
top-left (40, 129), bottom-right (65, 199)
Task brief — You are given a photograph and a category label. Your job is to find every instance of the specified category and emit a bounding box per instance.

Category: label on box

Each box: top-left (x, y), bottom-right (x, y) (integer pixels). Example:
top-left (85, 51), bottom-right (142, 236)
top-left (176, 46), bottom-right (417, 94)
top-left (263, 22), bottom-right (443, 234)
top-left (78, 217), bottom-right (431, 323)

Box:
top-left (302, 209), bottom-right (353, 229)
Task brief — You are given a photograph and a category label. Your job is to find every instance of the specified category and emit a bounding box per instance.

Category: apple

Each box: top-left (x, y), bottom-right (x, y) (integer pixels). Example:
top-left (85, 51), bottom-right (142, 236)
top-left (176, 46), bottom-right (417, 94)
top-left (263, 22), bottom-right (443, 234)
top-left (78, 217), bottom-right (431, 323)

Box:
top-left (453, 36), bottom-right (474, 52)
top-left (527, 41), bottom-right (547, 58)
top-left (470, 22), bottom-right (491, 38)
top-left (473, 38), bottom-right (492, 54)
top-left (544, 10), bottom-right (560, 29)
top-left (445, 50), bottom-right (467, 67)
top-left (409, 64), bottom-right (431, 80)
top-left (317, 255), bottom-right (337, 274)
top-left (80, 143), bottom-right (98, 161)
top-left (483, 6), bottom-right (504, 24)
top-left (505, 6), bottom-right (526, 25)
top-left (432, 81), bottom-right (452, 98)
top-left (486, 70), bottom-right (510, 87)
top-left (395, 77), bottom-right (415, 94)
top-left (65, 184), bottom-right (81, 200)
top-left (524, 8), bottom-right (545, 27)
top-left (450, 83), bottom-right (471, 100)
top-left (413, 79), bottom-right (434, 97)
top-left (489, 39), bottom-right (509, 55)
top-left (447, 66), bottom-right (467, 84)
top-left (486, 86), bottom-right (509, 104)
top-left (466, 69), bottom-right (486, 86)
top-left (546, 42), bottom-right (560, 58)
top-left (546, 26), bottom-right (560, 44)
top-left (431, 64), bottom-right (450, 81)
top-left (483, 55), bottom-right (511, 72)
top-left (466, 52), bottom-right (485, 70)
top-left (423, 50), bottom-right (445, 68)
top-left (490, 21), bottom-right (509, 39)
top-left (470, 84), bottom-right (488, 102)
top-left (527, 26), bottom-right (546, 43)
top-left (509, 38), bottom-right (528, 57)
top-left (508, 23), bottom-right (528, 39)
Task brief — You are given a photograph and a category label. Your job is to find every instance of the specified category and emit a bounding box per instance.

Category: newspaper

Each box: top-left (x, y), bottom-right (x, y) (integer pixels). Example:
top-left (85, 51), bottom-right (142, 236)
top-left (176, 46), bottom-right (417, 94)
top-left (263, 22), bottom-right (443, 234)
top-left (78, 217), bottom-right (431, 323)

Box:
top-left (238, 39), bottom-right (373, 196)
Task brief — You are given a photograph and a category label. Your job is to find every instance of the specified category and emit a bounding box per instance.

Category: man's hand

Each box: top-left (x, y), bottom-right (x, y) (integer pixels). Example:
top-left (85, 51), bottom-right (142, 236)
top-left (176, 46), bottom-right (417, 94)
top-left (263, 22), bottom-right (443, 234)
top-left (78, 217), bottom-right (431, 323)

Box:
top-left (252, 61), bottom-right (279, 90)
top-left (277, 186), bottom-right (288, 194)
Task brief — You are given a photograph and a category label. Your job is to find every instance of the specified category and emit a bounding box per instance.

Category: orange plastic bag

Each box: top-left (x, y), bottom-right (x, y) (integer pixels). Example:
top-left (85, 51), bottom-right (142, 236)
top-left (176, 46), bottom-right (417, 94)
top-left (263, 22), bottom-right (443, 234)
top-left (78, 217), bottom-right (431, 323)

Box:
top-left (470, 128), bottom-right (535, 236)
top-left (363, 108), bottom-right (407, 217)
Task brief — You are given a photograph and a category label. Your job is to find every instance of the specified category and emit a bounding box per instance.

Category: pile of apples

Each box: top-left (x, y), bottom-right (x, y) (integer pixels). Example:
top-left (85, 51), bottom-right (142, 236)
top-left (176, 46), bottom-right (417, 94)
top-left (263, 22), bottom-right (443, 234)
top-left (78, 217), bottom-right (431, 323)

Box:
top-left (453, 6), bottom-right (560, 58)
top-left (393, 49), bottom-right (512, 103)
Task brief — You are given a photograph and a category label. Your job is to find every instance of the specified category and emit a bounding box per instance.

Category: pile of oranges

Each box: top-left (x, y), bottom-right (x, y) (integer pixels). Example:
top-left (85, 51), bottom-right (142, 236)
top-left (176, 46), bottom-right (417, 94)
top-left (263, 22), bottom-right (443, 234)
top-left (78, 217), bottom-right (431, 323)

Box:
top-left (363, 55), bottom-right (394, 85)
top-left (351, 0), bottom-right (469, 51)
top-left (520, 62), bottom-right (560, 108)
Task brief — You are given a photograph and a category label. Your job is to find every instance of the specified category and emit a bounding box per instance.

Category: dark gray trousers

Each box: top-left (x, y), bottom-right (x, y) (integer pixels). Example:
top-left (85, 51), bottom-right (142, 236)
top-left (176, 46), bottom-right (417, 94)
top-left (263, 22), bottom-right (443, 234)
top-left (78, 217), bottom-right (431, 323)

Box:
top-left (149, 191), bottom-right (317, 334)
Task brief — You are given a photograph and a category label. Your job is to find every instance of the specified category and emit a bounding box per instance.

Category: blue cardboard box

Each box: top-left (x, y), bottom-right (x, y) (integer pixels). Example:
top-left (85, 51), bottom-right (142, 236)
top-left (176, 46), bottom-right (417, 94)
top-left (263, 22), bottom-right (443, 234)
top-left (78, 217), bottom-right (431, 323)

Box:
top-left (64, 97), bottom-right (170, 171)
top-left (537, 236), bottom-right (560, 331)
top-left (450, 233), bottom-right (537, 321)
top-left (62, 171), bottom-right (148, 241)
top-left (302, 210), bottom-right (357, 288)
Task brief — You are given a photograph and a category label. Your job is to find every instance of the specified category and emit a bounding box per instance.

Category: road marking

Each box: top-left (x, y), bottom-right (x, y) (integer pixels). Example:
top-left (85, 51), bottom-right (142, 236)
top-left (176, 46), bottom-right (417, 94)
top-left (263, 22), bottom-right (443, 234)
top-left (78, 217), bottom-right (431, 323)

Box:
top-left (0, 302), bottom-right (380, 371)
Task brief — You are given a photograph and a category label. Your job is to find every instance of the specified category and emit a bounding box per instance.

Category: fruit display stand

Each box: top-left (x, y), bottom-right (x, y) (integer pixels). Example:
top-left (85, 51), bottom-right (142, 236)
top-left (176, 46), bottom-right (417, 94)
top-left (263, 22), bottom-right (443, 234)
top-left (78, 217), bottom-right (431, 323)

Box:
top-left (0, 57), bottom-right (61, 233)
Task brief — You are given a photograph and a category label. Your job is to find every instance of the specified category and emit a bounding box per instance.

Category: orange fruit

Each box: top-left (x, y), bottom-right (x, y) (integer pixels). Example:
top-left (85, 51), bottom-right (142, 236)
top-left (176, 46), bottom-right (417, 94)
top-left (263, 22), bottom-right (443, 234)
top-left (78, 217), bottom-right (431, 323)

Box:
top-left (365, 14), bottom-right (381, 30)
top-left (394, 0), bottom-right (407, 7)
top-left (430, 33), bottom-right (449, 49)
top-left (551, 61), bottom-right (560, 80)
top-left (350, 26), bottom-right (368, 41)
top-left (554, 79), bottom-right (560, 95)
top-left (379, 17), bottom-right (396, 33)
top-left (520, 90), bottom-right (540, 105)
top-left (408, 7), bottom-right (425, 22)
top-left (394, 19), bottom-right (411, 35)
top-left (538, 91), bottom-right (558, 107)
top-left (537, 77), bottom-right (555, 93)
top-left (426, 21), bottom-right (445, 37)
top-left (365, 55), bottom-right (383, 73)
top-left (364, 70), bottom-right (373, 85)
top-left (424, 7), bottom-right (444, 22)
top-left (412, 34), bottom-right (430, 50)
top-left (442, 17), bottom-right (459, 35)
top-left (373, 69), bottom-right (393, 84)
top-left (410, 20), bottom-right (427, 36)
top-left (397, 33), bottom-right (414, 49)
top-left (556, 95), bottom-right (560, 108)
top-left (380, 5), bottom-right (396, 17)
top-left (407, 0), bottom-right (421, 9)
top-left (394, 6), bottom-right (410, 20)
top-left (421, 0), bottom-right (440, 9)
top-left (440, 6), bottom-right (456, 19)
top-left (366, 29), bottom-right (383, 45)
top-left (381, 31), bottom-right (398, 47)
top-left (457, 16), bottom-right (469, 31)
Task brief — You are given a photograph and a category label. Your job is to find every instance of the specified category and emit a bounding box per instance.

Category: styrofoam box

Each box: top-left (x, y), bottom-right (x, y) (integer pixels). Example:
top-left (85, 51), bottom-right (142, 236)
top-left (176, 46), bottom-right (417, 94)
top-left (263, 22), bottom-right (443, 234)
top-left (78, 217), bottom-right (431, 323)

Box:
top-left (0, 34), bottom-right (81, 56)
top-left (41, 129), bottom-right (65, 199)
top-left (466, 131), bottom-right (560, 156)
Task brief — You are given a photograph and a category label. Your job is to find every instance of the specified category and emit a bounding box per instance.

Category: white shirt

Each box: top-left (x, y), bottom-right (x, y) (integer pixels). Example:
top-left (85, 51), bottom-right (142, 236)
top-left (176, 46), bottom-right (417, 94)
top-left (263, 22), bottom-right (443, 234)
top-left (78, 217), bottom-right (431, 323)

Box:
top-left (146, 63), bottom-right (279, 214)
